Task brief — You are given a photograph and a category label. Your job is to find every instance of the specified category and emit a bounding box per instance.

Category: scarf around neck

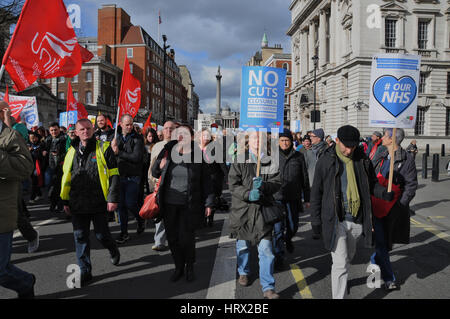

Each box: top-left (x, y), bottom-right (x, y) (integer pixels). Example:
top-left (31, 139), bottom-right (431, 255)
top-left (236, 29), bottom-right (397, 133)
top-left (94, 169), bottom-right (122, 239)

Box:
top-left (335, 146), bottom-right (360, 217)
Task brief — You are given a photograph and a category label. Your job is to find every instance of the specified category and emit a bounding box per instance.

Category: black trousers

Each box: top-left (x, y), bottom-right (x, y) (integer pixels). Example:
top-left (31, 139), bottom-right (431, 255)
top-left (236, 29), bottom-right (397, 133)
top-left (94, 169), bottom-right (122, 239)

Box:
top-left (17, 184), bottom-right (37, 242)
top-left (163, 204), bottom-right (196, 270)
top-left (71, 213), bottom-right (118, 274)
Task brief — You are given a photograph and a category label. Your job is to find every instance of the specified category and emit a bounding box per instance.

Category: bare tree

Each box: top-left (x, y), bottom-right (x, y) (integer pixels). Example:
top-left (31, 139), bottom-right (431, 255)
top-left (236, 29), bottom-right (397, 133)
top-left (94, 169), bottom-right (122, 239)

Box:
top-left (0, 0), bottom-right (24, 63)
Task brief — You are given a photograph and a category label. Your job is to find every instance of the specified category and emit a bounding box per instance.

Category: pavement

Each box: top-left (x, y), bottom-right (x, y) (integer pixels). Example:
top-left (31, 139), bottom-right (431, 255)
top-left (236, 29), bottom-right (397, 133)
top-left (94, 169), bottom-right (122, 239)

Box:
top-left (1, 174), bottom-right (449, 299)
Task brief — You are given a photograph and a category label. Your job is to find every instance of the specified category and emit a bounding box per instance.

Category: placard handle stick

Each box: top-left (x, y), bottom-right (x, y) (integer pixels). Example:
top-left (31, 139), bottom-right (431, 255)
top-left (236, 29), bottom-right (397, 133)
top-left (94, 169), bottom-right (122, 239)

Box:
top-left (256, 131), bottom-right (262, 177)
top-left (387, 127), bottom-right (397, 193)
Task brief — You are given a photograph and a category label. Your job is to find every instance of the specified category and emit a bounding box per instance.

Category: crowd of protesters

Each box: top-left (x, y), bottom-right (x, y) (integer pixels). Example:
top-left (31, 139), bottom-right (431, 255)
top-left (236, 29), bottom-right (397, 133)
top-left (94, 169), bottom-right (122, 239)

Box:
top-left (1, 98), bottom-right (419, 299)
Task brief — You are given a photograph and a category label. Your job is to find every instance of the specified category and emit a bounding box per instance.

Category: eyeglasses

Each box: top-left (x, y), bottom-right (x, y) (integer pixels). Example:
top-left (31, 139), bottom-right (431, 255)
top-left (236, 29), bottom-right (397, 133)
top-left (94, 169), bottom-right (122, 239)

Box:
top-left (310, 135), bottom-right (318, 138)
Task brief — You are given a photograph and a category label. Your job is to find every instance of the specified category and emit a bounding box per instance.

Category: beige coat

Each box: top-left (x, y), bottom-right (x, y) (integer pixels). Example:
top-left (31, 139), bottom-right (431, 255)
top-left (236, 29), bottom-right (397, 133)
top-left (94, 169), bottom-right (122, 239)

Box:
top-left (147, 140), bottom-right (168, 193)
top-left (0, 124), bottom-right (34, 233)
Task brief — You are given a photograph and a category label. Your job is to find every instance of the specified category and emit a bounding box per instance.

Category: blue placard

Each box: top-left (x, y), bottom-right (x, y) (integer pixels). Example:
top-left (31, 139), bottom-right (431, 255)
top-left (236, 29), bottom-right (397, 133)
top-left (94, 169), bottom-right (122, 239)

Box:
top-left (59, 111), bottom-right (78, 127)
top-left (239, 66), bottom-right (286, 132)
top-left (290, 120), bottom-right (301, 133)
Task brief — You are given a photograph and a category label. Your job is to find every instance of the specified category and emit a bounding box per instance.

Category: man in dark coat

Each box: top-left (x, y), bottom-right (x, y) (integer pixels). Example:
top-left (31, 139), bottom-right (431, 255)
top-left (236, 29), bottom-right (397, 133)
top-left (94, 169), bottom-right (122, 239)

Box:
top-left (371, 128), bottom-right (417, 290)
top-left (94, 114), bottom-right (114, 142)
top-left (273, 129), bottom-right (310, 269)
top-left (310, 125), bottom-right (394, 299)
top-left (61, 119), bottom-right (120, 287)
top-left (111, 114), bottom-right (145, 243)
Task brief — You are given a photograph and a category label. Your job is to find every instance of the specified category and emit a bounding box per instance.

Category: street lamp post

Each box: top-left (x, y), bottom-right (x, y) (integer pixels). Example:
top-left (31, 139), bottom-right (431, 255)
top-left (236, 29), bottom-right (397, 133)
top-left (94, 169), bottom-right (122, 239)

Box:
top-left (312, 55), bottom-right (319, 130)
top-left (162, 34), bottom-right (170, 124)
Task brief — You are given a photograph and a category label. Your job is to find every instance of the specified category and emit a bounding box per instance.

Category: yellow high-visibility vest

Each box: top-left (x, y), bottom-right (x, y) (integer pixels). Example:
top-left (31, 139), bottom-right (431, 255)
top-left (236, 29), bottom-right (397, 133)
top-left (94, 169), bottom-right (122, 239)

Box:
top-left (60, 141), bottom-right (119, 201)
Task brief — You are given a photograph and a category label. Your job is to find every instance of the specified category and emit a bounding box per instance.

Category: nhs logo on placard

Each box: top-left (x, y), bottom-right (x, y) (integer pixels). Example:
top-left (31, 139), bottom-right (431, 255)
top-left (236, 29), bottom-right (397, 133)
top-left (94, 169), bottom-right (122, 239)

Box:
top-left (59, 111), bottom-right (78, 126)
top-left (373, 75), bottom-right (417, 118)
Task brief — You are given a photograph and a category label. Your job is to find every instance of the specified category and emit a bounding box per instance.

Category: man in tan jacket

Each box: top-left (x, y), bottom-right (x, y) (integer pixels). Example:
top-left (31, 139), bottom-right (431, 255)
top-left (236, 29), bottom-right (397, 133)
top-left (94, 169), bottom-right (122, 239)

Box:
top-left (148, 120), bottom-right (175, 251)
top-left (0, 101), bottom-right (35, 298)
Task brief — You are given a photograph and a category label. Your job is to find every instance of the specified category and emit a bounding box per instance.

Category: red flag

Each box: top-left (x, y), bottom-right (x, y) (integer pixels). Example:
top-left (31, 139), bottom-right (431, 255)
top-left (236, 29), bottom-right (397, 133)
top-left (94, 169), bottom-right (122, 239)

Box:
top-left (66, 82), bottom-right (88, 119)
top-left (118, 56), bottom-right (141, 120)
top-left (142, 112), bottom-right (152, 133)
top-left (106, 118), bottom-right (113, 129)
top-left (3, 0), bottom-right (84, 92)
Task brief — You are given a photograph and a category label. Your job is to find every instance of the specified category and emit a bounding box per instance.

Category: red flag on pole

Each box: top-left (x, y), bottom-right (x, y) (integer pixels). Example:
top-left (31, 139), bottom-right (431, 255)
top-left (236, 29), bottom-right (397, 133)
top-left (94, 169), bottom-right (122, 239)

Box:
top-left (67, 82), bottom-right (88, 119)
top-left (118, 56), bottom-right (141, 120)
top-left (142, 112), bottom-right (152, 133)
top-left (2, 0), bottom-right (86, 92)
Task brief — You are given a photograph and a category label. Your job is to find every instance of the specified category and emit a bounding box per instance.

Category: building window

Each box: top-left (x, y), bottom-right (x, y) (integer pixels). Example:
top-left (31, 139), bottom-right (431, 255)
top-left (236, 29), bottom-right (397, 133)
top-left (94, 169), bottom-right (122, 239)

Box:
top-left (58, 92), bottom-right (64, 99)
top-left (58, 77), bottom-right (64, 83)
top-left (43, 78), bottom-right (51, 84)
top-left (73, 91), bottom-right (78, 100)
top-left (415, 108), bottom-right (426, 135)
top-left (419, 72), bottom-right (427, 94)
top-left (72, 75), bottom-right (78, 83)
top-left (285, 78), bottom-right (289, 88)
top-left (447, 73), bottom-right (450, 95)
top-left (85, 91), bottom-right (92, 104)
top-left (102, 72), bottom-right (106, 85)
top-left (282, 63), bottom-right (289, 72)
top-left (111, 77), bottom-right (115, 87)
top-left (127, 48), bottom-right (133, 58)
top-left (418, 20), bottom-right (429, 50)
top-left (129, 63), bottom-right (133, 74)
top-left (385, 19), bottom-right (397, 48)
top-left (86, 71), bottom-right (92, 82)
top-left (446, 108), bottom-right (450, 136)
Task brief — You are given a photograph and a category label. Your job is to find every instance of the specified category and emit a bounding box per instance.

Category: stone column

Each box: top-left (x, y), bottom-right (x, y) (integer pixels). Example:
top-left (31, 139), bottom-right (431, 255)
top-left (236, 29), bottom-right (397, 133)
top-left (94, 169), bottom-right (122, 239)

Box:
top-left (300, 30), bottom-right (308, 78)
top-left (308, 21), bottom-right (315, 73)
top-left (319, 9), bottom-right (327, 67)
top-left (330, 0), bottom-right (337, 65)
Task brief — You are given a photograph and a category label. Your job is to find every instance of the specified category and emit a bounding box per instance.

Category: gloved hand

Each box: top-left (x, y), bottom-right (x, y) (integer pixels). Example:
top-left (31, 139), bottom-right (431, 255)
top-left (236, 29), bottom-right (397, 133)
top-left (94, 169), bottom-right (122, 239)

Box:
top-left (249, 189), bottom-right (261, 202)
top-left (382, 189), bottom-right (395, 201)
top-left (252, 177), bottom-right (263, 190)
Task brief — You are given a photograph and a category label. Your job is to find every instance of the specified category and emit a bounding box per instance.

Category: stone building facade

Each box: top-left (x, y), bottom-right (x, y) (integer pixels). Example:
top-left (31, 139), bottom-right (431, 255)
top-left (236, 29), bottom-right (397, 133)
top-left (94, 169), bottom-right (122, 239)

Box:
top-left (287, 0), bottom-right (450, 148)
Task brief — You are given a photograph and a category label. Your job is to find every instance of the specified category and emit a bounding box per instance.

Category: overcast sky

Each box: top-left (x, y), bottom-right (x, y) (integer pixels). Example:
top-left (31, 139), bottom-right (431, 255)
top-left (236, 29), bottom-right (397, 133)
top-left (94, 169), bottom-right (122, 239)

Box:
top-left (65, 0), bottom-right (292, 114)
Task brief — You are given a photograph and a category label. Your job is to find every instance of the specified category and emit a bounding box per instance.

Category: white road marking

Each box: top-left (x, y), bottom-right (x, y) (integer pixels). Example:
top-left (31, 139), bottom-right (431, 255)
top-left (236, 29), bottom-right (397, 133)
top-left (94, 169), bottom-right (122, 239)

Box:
top-left (13, 216), bottom-right (59, 239)
top-left (206, 213), bottom-right (237, 299)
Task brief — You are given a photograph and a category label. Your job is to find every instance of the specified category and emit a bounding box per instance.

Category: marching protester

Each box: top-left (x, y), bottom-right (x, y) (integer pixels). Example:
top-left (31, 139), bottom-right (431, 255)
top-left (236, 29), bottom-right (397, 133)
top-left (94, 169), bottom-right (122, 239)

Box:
top-left (152, 125), bottom-right (215, 282)
top-left (0, 101), bottom-right (36, 298)
top-left (94, 114), bottom-right (115, 142)
top-left (65, 125), bottom-right (77, 152)
top-left (198, 128), bottom-right (225, 227)
top-left (370, 128), bottom-right (418, 291)
top-left (111, 114), bottom-right (146, 243)
top-left (148, 120), bottom-right (176, 251)
top-left (142, 127), bottom-right (158, 196)
top-left (309, 125), bottom-right (395, 299)
top-left (297, 134), bottom-right (311, 154)
top-left (273, 129), bottom-right (310, 270)
top-left (228, 130), bottom-right (282, 299)
top-left (366, 131), bottom-right (385, 161)
top-left (43, 122), bottom-right (67, 214)
top-left (28, 131), bottom-right (45, 203)
top-left (61, 119), bottom-right (121, 286)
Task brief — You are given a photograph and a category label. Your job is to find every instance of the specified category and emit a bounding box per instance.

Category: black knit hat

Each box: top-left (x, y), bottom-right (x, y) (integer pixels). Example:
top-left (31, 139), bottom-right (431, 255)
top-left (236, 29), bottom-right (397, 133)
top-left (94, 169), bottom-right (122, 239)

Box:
top-left (337, 125), bottom-right (360, 147)
top-left (279, 128), bottom-right (293, 141)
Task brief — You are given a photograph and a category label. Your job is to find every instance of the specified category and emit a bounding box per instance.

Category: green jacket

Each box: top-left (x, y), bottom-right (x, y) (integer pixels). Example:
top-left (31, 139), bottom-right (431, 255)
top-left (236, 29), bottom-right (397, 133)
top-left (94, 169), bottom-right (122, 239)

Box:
top-left (228, 153), bottom-right (281, 245)
top-left (0, 122), bottom-right (34, 233)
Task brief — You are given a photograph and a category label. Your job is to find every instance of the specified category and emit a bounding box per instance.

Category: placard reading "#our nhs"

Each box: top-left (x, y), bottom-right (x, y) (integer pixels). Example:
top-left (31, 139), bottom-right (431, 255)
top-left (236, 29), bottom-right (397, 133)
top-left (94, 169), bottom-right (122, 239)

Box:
top-left (239, 66), bottom-right (286, 132)
top-left (369, 53), bottom-right (421, 129)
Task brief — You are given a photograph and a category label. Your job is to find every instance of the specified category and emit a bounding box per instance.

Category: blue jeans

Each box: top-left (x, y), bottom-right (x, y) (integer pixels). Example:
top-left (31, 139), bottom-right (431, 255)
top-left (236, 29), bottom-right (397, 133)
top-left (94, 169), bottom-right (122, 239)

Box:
top-left (272, 200), bottom-right (300, 257)
top-left (118, 176), bottom-right (143, 234)
top-left (0, 232), bottom-right (34, 294)
top-left (236, 239), bottom-right (275, 292)
top-left (371, 217), bottom-right (395, 283)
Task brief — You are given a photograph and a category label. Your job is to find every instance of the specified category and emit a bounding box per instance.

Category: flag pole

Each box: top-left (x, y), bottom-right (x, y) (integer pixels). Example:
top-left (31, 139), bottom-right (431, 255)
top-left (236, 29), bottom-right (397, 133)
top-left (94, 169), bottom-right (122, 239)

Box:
top-left (114, 105), bottom-right (120, 139)
top-left (256, 130), bottom-right (262, 177)
top-left (0, 65), bottom-right (5, 83)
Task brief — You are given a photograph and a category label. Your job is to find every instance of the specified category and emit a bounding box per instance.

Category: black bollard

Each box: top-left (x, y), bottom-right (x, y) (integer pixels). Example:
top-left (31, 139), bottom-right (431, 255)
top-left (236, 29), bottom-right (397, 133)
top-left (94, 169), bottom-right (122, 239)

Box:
top-left (426, 144), bottom-right (430, 157)
top-left (432, 153), bottom-right (439, 182)
top-left (422, 153), bottom-right (428, 179)
top-left (442, 144), bottom-right (445, 157)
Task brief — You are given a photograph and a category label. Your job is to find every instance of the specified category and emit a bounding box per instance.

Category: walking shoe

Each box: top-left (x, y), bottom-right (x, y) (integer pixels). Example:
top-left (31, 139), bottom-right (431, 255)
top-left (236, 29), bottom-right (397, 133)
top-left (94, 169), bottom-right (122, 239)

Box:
top-left (115, 233), bottom-right (130, 244)
top-left (238, 275), bottom-right (249, 287)
top-left (170, 268), bottom-right (184, 282)
top-left (49, 204), bottom-right (56, 212)
top-left (384, 281), bottom-right (398, 291)
top-left (80, 272), bottom-right (93, 287)
top-left (152, 245), bottom-right (168, 251)
top-left (18, 274), bottom-right (36, 299)
top-left (110, 248), bottom-right (120, 266)
top-left (263, 289), bottom-right (280, 299)
top-left (28, 199), bottom-right (36, 204)
top-left (185, 264), bottom-right (195, 282)
top-left (28, 231), bottom-right (39, 253)
top-left (286, 240), bottom-right (294, 254)
top-left (137, 221), bottom-right (146, 235)
top-left (34, 196), bottom-right (42, 201)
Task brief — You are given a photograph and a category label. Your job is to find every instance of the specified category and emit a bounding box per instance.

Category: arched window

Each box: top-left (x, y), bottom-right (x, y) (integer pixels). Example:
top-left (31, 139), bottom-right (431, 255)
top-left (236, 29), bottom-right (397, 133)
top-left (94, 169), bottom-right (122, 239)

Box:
top-left (282, 63), bottom-right (289, 72)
